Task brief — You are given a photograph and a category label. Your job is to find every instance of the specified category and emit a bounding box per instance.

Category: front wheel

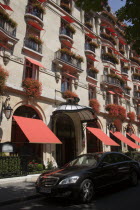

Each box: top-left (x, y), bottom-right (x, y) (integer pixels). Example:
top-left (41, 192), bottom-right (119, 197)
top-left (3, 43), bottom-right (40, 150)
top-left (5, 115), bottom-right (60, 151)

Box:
top-left (129, 171), bottom-right (138, 186)
top-left (79, 179), bottom-right (94, 203)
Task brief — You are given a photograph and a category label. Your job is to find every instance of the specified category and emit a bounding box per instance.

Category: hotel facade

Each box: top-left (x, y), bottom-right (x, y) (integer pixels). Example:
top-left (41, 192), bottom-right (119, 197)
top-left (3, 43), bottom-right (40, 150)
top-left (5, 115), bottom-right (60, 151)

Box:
top-left (0, 0), bottom-right (140, 167)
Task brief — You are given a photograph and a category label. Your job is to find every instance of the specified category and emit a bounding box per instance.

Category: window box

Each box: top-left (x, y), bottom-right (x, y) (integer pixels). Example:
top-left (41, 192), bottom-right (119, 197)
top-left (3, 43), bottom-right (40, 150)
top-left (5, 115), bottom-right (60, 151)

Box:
top-left (102, 52), bottom-right (119, 64)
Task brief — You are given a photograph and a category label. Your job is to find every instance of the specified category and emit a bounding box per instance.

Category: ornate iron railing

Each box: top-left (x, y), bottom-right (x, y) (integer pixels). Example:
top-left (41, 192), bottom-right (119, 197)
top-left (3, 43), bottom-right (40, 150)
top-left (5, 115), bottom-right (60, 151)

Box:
top-left (0, 18), bottom-right (16, 37)
top-left (24, 39), bottom-right (42, 54)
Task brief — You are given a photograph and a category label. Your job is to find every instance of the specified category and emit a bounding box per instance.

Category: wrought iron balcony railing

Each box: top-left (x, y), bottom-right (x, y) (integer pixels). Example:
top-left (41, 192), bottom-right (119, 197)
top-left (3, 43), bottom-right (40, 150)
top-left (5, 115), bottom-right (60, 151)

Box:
top-left (0, 18), bottom-right (16, 37)
top-left (87, 69), bottom-right (97, 79)
top-left (24, 39), bottom-right (42, 54)
top-left (55, 50), bottom-right (82, 70)
top-left (26, 5), bottom-right (43, 20)
top-left (60, 28), bottom-right (73, 39)
top-left (101, 75), bottom-right (125, 91)
top-left (85, 43), bottom-right (95, 53)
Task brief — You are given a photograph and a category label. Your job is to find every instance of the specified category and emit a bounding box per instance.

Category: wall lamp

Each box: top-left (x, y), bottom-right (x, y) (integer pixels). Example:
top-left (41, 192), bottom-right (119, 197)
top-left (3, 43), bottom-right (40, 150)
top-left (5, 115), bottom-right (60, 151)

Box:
top-left (3, 96), bottom-right (13, 119)
top-left (107, 123), bottom-right (116, 133)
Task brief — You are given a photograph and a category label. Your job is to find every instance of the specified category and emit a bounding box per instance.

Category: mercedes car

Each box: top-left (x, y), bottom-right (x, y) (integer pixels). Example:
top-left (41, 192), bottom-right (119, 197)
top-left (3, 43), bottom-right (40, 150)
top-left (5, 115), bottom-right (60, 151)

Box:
top-left (36, 152), bottom-right (140, 203)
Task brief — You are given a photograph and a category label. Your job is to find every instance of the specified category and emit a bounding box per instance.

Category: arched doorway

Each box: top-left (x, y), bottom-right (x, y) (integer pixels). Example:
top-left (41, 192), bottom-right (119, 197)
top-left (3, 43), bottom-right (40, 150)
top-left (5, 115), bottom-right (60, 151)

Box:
top-left (86, 120), bottom-right (103, 153)
top-left (11, 105), bottom-right (43, 161)
top-left (55, 114), bottom-right (76, 166)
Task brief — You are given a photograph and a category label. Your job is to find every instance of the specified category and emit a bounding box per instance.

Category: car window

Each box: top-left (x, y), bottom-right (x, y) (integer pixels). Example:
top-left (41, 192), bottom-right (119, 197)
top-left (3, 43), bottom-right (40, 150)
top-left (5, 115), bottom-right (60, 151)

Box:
top-left (68, 155), bottom-right (100, 167)
top-left (102, 154), bottom-right (115, 164)
top-left (111, 153), bottom-right (131, 163)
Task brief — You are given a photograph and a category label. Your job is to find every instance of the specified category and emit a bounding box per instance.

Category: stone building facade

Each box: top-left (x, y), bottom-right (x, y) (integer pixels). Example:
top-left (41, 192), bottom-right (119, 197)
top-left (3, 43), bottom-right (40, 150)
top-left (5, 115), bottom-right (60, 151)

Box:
top-left (0, 0), bottom-right (140, 166)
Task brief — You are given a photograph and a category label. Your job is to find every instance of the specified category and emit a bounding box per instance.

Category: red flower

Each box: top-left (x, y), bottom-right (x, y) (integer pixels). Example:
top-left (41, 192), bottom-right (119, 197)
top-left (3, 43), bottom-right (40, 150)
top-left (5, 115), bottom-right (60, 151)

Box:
top-left (127, 112), bottom-right (135, 122)
top-left (89, 99), bottom-right (100, 113)
top-left (105, 104), bottom-right (126, 121)
top-left (63, 90), bottom-right (78, 99)
top-left (22, 78), bottom-right (42, 98)
top-left (0, 65), bottom-right (9, 92)
top-left (114, 119), bottom-right (122, 131)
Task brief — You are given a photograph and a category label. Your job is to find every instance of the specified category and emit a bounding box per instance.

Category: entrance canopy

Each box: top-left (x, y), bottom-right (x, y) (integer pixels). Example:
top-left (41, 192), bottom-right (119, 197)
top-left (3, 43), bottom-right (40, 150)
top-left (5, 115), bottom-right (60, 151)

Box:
top-left (54, 104), bottom-right (95, 122)
top-left (13, 116), bottom-right (62, 144)
top-left (126, 133), bottom-right (140, 144)
top-left (110, 132), bottom-right (140, 149)
top-left (87, 127), bottom-right (119, 146)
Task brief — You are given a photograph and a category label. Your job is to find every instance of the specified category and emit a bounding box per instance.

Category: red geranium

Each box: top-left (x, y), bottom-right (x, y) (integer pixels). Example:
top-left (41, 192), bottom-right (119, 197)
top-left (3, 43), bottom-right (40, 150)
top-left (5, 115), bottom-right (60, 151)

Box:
top-left (114, 119), bottom-right (122, 131)
top-left (22, 78), bottom-right (42, 98)
top-left (105, 104), bottom-right (126, 121)
top-left (0, 65), bottom-right (9, 92)
top-left (89, 99), bottom-right (100, 113)
top-left (127, 112), bottom-right (136, 122)
top-left (63, 90), bottom-right (78, 99)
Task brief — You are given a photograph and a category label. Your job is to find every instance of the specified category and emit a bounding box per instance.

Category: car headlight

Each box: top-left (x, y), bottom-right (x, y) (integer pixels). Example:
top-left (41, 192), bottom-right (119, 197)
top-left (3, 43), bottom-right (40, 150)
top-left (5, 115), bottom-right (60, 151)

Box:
top-left (59, 176), bottom-right (79, 185)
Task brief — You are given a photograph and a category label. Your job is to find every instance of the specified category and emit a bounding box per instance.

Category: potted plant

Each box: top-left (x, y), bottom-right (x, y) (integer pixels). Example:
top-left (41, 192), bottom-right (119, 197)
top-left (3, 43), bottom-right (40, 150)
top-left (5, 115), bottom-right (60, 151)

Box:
top-left (62, 90), bottom-right (78, 99)
top-left (102, 52), bottom-right (119, 64)
top-left (60, 3), bottom-right (71, 13)
top-left (0, 65), bottom-right (9, 93)
top-left (28, 34), bottom-right (43, 45)
top-left (66, 24), bottom-right (76, 34)
top-left (125, 86), bottom-right (131, 90)
top-left (119, 48), bottom-right (125, 54)
top-left (89, 41), bottom-right (99, 49)
top-left (127, 112), bottom-right (136, 122)
top-left (85, 22), bottom-right (93, 29)
top-left (105, 104), bottom-right (126, 120)
top-left (114, 119), bottom-right (122, 131)
top-left (32, 3), bottom-right (46, 14)
top-left (89, 99), bottom-right (100, 113)
top-left (102, 11), bottom-right (117, 25)
top-left (75, 55), bottom-right (84, 63)
top-left (22, 78), bottom-right (42, 98)
top-left (0, 10), bottom-right (17, 28)
top-left (123, 66), bottom-right (130, 70)
top-left (89, 67), bottom-right (99, 73)
top-left (130, 57), bottom-right (140, 65)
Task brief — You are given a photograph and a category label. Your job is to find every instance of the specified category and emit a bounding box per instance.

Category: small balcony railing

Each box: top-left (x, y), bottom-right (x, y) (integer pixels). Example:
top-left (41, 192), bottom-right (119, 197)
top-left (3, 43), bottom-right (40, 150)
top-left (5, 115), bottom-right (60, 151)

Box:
top-left (132, 75), bottom-right (140, 81)
top-left (0, 18), bottom-right (16, 37)
top-left (121, 68), bottom-right (128, 75)
top-left (125, 90), bottom-right (130, 95)
top-left (26, 5), bottom-right (43, 20)
top-left (87, 69), bottom-right (97, 79)
top-left (85, 43), bottom-right (95, 53)
top-left (55, 50), bottom-right (82, 69)
top-left (101, 75), bottom-right (125, 91)
top-left (24, 39), bottom-right (42, 54)
top-left (101, 54), bottom-right (116, 65)
top-left (134, 92), bottom-right (140, 99)
top-left (60, 28), bottom-right (73, 39)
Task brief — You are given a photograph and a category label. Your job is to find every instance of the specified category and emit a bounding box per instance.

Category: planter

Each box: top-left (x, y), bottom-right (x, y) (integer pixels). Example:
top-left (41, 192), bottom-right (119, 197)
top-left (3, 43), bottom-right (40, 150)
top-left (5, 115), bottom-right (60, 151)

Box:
top-left (75, 55), bottom-right (84, 62)
top-left (127, 112), bottom-right (135, 122)
top-left (89, 99), bottom-right (100, 113)
top-left (105, 104), bottom-right (126, 120)
top-left (119, 48), bottom-right (125, 55)
top-left (22, 78), bottom-right (42, 98)
top-left (132, 72), bottom-right (140, 77)
top-left (102, 52), bottom-right (119, 64)
top-left (62, 90), bottom-right (78, 99)
top-left (85, 22), bottom-right (93, 29)
top-left (101, 33), bottom-right (116, 45)
top-left (28, 34), bottom-right (43, 45)
top-left (65, 24), bottom-right (76, 34)
top-left (123, 66), bottom-right (130, 70)
top-left (32, 3), bottom-right (46, 14)
top-left (0, 65), bottom-right (9, 93)
top-left (108, 73), bottom-right (125, 84)
top-left (89, 41), bottom-right (99, 49)
top-left (125, 86), bottom-right (131, 90)
top-left (130, 57), bottom-right (140, 65)
top-left (114, 119), bottom-right (122, 131)
top-left (59, 49), bottom-right (84, 62)
top-left (0, 10), bottom-right (17, 28)
top-left (89, 67), bottom-right (99, 73)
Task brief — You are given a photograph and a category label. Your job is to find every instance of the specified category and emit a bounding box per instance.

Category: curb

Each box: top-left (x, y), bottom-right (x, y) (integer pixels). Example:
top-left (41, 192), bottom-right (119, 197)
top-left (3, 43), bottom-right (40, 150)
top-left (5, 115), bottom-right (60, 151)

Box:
top-left (0, 194), bottom-right (42, 207)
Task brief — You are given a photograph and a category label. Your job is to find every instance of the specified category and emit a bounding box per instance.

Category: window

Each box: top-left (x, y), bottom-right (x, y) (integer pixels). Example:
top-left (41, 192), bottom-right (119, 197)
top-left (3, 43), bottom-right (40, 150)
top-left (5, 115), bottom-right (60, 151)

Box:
top-left (113, 94), bottom-right (118, 105)
top-left (102, 154), bottom-right (115, 165)
top-left (131, 67), bottom-right (134, 73)
top-left (101, 46), bottom-right (106, 54)
top-left (104, 67), bottom-right (108, 75)
top-left (61, 76), bottom-right (72, 92)
top-left (89, 86), bottom-right (96, 100)
top-left (25, 60), bottom-right (39, 79)
top-left (108, 48), bottom-right (112, 54)
top-left (106, 92), bottom-right (111, 105)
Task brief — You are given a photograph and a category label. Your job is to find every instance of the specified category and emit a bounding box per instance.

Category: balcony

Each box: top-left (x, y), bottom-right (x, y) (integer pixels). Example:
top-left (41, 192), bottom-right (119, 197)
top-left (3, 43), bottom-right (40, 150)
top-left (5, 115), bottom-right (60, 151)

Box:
top-left (125, 89), bottom-right (130, 95)
top-left (132, 74), bottom-right (140, 81)
top-left (23, 38), bottom-right (42, 57)
top-left (121, 68), bottom-right (128, 75)
top-left (101, 75), bottom-right (125, 91)
top-left (102, 53), bottom-right (119, 65)
top-left (87, 69), bottom-right (97, 80)
top-left (85, 43), bottom-right (95, 54)
top-left (54, 50), bottom-right (83, 72)
top-left (60, 28), bottom-right (73, 42)
top-left (25, 5), bottom-right (44, 23)
top-left (133, 92), bottom-right (140, 100)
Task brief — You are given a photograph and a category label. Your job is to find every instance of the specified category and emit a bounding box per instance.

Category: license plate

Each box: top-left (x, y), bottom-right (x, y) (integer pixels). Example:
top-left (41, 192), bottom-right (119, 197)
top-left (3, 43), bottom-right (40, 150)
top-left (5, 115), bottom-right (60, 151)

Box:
top-left (40, 187), bottom-right (51, 193)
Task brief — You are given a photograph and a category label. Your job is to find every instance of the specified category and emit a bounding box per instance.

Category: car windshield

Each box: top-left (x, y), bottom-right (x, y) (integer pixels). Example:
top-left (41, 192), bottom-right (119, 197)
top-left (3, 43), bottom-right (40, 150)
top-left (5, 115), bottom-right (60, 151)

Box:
top-left (68, 154), bottom-right (102, 167)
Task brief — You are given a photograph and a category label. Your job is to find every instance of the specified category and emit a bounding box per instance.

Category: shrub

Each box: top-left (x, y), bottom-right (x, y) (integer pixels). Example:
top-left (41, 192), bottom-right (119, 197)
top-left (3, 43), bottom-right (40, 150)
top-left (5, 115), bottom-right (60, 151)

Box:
top-left (89, 99), bottom-right (100, 113)
top-left (47, 161), bottom-right (53, 170)
top-left (62, 90), bottom-right (78, 99)
top-left (22, 78), bottom-right (42, 98)
top-left (66, 24), bottom-right (76, 34)
top-left (0, 65), bottom-right (9, 93)
top-left (105, 104), bottom-right (126, 120)
top-left (36, 164), bottom-right (44, 171)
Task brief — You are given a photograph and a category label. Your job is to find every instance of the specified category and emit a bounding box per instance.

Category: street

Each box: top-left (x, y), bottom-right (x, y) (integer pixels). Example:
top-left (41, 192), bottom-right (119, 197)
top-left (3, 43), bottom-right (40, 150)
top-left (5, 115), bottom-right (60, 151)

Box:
top-left (1, 183), bottom-right (140, 210)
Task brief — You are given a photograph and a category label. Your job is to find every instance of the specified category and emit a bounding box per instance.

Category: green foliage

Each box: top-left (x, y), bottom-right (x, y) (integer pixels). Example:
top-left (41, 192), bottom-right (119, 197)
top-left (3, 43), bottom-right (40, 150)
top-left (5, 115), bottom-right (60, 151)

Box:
top-left (75, 0), bottom-right (108, 12)
top-left (47, 161), bottom-right (53, 170)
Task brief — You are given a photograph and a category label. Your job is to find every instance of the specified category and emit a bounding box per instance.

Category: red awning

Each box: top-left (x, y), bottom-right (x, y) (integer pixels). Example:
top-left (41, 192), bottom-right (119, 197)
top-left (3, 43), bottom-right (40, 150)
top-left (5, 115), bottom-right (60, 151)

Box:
top-left (119, 39), bottom-right (126, 45)
top-left (64, 73), bottom-right (76, 79)
top-left (87, 127), bottom-right (119, 146)
top-left (13, 116), bottom-right (62, 144)
top-left (26, 57), bottom-right (45, 68)
top-left (89, 83), bottom-right (98, 88)
top-left (0, 43), bottom-right (9, 50)
top-left (61, 40), bottom-right (72, 48)
top-left (106, 27), bottom-right (115, 33)
top-left (28, 21), bottom-right (44, 31)
top-left (121, 58), bottom-right (129, 63)
top-left (86, 33), bottom-right (96, 39)
top-left (110, 132), bottom-right (140, 149)
top-left (37, 0), bottom-right (46, 2)
top-left (111, 68), bottom-right (120, 72)
top-left (112, 33), bottom-right (118, 37)
top-left (127, 133), bottom-right (140, 144)
top-left (87, 54), bottom-right (99, 62)
top-left (108, 91), bottom-right (115, 94)
top-left (0, 3), bottom-right (13, 11)
top-left (62, 16), bottom-right (75, 23)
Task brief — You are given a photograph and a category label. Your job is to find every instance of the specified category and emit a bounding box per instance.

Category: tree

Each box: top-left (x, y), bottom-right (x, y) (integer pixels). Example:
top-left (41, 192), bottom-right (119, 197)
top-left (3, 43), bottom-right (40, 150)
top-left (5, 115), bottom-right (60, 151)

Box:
top-left (76, 0), bottom-right (140, 54)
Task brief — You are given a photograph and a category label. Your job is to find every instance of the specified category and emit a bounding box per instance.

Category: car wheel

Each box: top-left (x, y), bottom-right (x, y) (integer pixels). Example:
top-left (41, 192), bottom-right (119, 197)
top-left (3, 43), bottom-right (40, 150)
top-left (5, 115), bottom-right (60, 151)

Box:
top-left (79, 179), bottom-right (94, 203)
top-left (129, 171), bottom-right (138, 186)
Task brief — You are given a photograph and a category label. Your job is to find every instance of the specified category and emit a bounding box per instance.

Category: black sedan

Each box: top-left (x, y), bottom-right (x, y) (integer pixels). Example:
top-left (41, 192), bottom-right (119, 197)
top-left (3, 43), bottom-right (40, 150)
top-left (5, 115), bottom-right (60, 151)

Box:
top-left (36, 152), bottom-right (140, 203)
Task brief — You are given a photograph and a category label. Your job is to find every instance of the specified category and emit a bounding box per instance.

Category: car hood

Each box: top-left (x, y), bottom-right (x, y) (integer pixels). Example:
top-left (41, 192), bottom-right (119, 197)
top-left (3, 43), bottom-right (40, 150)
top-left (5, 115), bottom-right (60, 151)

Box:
top-left (41, 166), bottom-right (93, 178)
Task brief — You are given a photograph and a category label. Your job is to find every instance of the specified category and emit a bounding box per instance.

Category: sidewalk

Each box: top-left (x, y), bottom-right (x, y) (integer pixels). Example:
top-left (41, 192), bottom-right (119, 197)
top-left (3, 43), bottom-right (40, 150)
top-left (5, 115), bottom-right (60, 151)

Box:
top-left (0, 174), bottom-right (42, 206)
